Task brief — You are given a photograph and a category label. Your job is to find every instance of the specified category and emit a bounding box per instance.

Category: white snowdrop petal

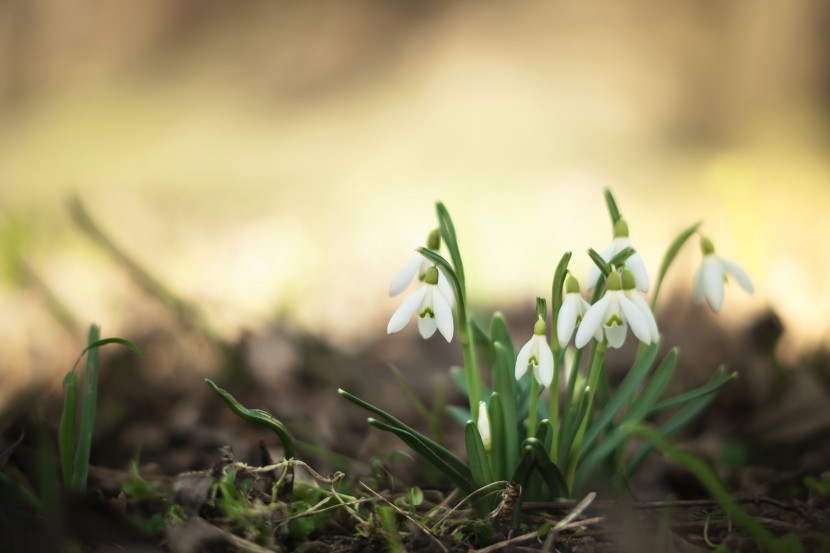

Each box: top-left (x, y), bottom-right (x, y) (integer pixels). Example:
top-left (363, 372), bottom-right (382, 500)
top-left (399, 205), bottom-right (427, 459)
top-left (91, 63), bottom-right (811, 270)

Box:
top-left (515, 339), bottom-right (534, 380)
top-left (387, 286), bottom-right (427, 333)
top-left (436, 272), bottom-right (455, 306)
top-left (702, 258), bottom-right (725, 312)
top-left (418, 315), bottom-right (438, 338)
top-left (576, 295), bottom-right (610, 348)
top-left (722, 258), bottom-right (754, 294)
top-left (389, 255), bottom-right (423, 296)
top-left (534, 339), bottom-right (554, 387)
top-left (433, 288), bottom-right (455, 342)
top-left (620, 295), bottom-right (651, 344)
top-left (692, 264), bottom-right (705, 304)
top-left (626, 251), bottom-right (650, 293)
top-left (630, 293), bottom-right (659, 343)
top-left (557, 296), bottom-right (578, 348)
top-left (604, 324), bottom-right (627, 348)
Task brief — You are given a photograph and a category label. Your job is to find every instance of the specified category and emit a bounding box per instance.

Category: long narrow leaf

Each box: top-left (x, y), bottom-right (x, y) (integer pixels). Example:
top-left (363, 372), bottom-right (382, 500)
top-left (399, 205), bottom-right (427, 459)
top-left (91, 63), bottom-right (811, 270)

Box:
top-left (625, 348), bottom-right (678, 422)
top-left (70, 324), bottom-right (100, 491)
top-left (435, 202), bottom-right (466, 297)
top-left (603, 189), bottom-right (621, 226)
top-left (490, 313), bottom-right (516, 360)
top-left (651, 221), bottom-right (702, 310)
top-left (550, 252), bottom-right (572, 335)
top-left (526, 438), bottom-right (568, 498)
top-left (339, 389), bottom-right (470, 479)
top-left (368, 418), bottom-right (473, 495)
top-left (417, 247), bottom-right (466, 316)
top-left (465, 421), bottom-right (494, 490)
top-left (206, 379), bottom-right (295, 459)
top-left (579, 342), bottom-right (659, 459)
top-left (627, 392), bottom-right (718, 474)
top-left (649, 366), bottom-right (736, 413)
top-left (58, 370), bottom-right (78, 486)
top-left (492, 343), bottom-right (518, 474)
top-left (488, 393), bottom-right (507, 481)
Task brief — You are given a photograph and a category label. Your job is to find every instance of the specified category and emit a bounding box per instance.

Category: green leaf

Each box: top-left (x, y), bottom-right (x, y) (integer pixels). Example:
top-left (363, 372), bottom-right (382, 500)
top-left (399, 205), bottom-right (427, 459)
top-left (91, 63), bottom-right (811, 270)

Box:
top-left (526, 438), bottom-right (568, 498)
top-left (492, 343), bottom-right (519, 476)
top-left (651, 221), bottom-right (702, 311)
top-left (625, 348), bottom-right (678, 422)
top-left (607, 246), bottom-right (635, 270)
top-left (77, 337), bottom-right (144, 362)
top-left (70, 324), bottom-right (101, 492)
top-left (550, 252), bottom-right (572, 342)
top-left (603, 189), bottom-right (621, 226)
top-left (339, 389), bottom-right (470, 479)
top-left (368, 418), bottom-right (473, 495)
top-left (579, 342), bottom-right (660, 459)
top-left (557, 385), bottom-right (590, 468)
top-left (58, 370), bottom-right (78, 486)
top-left (465, 421), bottom-right (494, 491)
top-left (206, 379), bottom-right (295, 459)
top-left (649, 366), bottom-right (736, 413)
top-left (435, 202), bottom-right (466, 298)
top-left (489, 313), bottom-right (516, 360)
top-left (487, 393), bottom-right (507, 481)
top-left (535, 297), bottom-right (547, 322)
top-left (587, 248), bottom-right (611, 278)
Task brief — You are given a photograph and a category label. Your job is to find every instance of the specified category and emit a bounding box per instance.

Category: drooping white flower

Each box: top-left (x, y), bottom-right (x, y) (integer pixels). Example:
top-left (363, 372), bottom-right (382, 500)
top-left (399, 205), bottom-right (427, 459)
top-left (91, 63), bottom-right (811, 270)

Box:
top-left (387, 266), bottom-right (454, 341)
top-left (557, 275), bottom-right (601, 348)
top-left (476, 401), bottom-right (491, 452)
top-left (621, 269), bottom-right (659, 344)
top-left (586, 219), bottom-right (649, 292)
top-left (576, 270), bottom-right (654, 349)
top-left (692, 236), bottom-right (753, 313)
top-left (515, 319), bottom-right (554, 386)
top-left (389, 230), bottom-right (454, 305)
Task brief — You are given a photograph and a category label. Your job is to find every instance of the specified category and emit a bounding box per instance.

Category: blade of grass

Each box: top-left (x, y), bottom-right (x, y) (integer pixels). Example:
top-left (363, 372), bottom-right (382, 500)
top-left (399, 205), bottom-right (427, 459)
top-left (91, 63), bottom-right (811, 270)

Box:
top-left (651, 221), bottom-right (702, 310)
top-left (206, 379), bottom-right (294, 459)
top-left (465, 421), bottom-right (494, 492)
top-left (339, 389), bottom-right (470, 479)
top-left (649, 366), bottom-right (736, 413)
top-left (492, 343), bottom-right (518, 475)
top-left (70, 324), bottom-right (100, 492)
top-left (368, 418), bottom-right (473, 495)
top-left (603, 189), bottom-right (621, 226)
top-left (488, 392), bottom-right (507, 481)
top-left (58, 371), bottom-right (78, 486)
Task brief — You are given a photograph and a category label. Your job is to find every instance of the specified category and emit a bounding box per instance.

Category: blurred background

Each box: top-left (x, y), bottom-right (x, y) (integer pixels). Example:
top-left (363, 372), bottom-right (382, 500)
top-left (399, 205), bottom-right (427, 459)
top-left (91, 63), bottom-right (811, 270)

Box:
top-left (1, 0), bottom-right (829, 407)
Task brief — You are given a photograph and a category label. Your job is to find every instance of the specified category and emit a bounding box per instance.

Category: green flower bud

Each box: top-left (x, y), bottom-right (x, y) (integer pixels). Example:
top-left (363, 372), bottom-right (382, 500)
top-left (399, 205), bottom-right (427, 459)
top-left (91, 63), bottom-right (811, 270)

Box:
top-left (700, 236), bottom-right (715, 255)
top-left (621, 268), bottom-right (636, 291)
top-left (427, 229), bottom-right (441, 251)
top-left (613, 218), bottom-right (630, 238)
top-left (565, 274), bottom-right (580, 294)
top-left (606, 270), bottom-right (622, 291)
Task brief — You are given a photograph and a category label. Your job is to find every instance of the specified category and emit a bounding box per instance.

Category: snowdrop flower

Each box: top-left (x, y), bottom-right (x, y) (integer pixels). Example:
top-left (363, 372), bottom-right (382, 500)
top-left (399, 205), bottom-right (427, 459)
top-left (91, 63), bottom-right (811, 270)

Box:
top-left (576, 270), bottom-right (654, 349)
top-left (622, 268), bottom-right (659, 343)
top-left (476, 401), bottom-right (491, 452)
top-left (692, 236), bottom-right (753, 313)
top-left (515, 319), bottom-right (554, 386)
top-left (389, 230), bottom-right (454, 305)
top-left (387, 266), bottom-right (454, 341)
top-left (586, 219), bottom-right (649, 292)
top-left (557, 275), bottom-right (601, 348)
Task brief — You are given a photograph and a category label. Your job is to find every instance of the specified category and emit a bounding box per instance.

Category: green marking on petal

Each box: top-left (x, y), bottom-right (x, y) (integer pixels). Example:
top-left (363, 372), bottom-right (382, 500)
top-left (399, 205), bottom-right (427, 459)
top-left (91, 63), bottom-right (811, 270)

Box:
top-left (605, 314), bottom-right (623, 327)
top-left (419, 307), bottom-right (435, 319)
top-left (529, 354), bottom-right (539, 366)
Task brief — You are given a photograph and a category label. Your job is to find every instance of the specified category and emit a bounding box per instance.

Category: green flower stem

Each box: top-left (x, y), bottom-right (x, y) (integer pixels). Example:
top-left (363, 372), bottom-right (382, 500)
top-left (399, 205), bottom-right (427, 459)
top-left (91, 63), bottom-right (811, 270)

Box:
top-left (565, 341), bottom-right (607, 491)
top-left (548, 342), bottom-right (561, 460)
top-left (460, 319), bottom-right (482, 422)
top-left (527, 377), bottom-right (540, 439)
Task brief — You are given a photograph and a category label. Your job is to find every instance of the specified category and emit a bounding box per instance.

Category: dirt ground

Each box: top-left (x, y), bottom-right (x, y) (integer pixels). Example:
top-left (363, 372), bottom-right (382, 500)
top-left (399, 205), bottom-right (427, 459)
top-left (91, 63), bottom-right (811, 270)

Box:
top-left (1, 300), bottom-right (829, 552)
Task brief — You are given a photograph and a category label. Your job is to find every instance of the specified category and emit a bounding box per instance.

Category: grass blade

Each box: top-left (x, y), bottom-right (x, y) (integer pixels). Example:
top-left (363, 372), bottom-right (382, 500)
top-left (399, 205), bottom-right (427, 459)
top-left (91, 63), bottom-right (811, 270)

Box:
top-left (603, 188), bottom-right (621, 226)
top-left (492, 343), bottom-right (519, 475)
top-left (579, 342), bottom-right (659, 459)
top-left (58, 371), bottom-right (78, 486)
top-left (70, 324), bottom-right (100, 491)
top-left (465, 421), bottom-right (494, 491)
top-left (206, 379), bottom-right (295, 459)
top-left (649, 366), bottom-right (736, 413)
top-left (651, 221), bottom-right (702, 310)
top-left (368, 418), bottom-right (473, 495)
top-left (339, 388), bottom-right (470, 479)
top-left (488, 392), bottom-right (507, 481)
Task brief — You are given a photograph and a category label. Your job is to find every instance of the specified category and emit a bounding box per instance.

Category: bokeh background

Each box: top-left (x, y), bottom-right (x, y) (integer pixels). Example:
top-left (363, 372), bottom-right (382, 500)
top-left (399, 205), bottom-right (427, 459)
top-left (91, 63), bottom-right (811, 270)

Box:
top-left (1, 0), bottom-right (829, 407)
